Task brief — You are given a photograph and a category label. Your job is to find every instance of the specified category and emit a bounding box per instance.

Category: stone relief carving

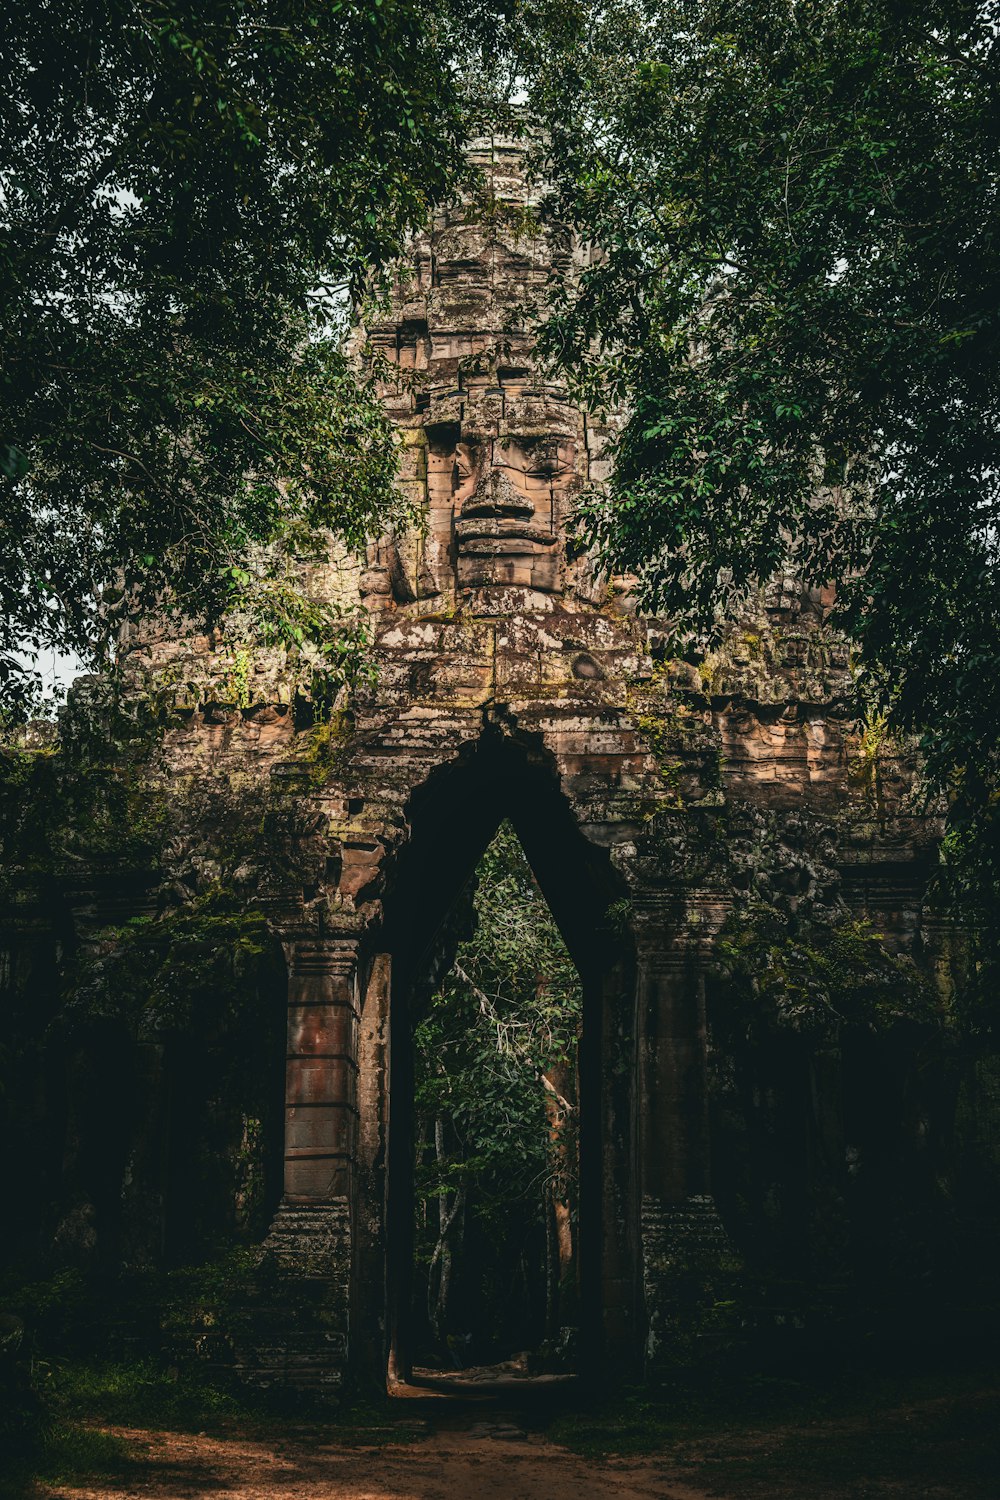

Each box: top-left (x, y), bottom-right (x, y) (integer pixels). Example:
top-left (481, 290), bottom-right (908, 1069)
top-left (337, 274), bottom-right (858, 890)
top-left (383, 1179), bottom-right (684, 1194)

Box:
top-left (359, 136), bottom-right (614, 613)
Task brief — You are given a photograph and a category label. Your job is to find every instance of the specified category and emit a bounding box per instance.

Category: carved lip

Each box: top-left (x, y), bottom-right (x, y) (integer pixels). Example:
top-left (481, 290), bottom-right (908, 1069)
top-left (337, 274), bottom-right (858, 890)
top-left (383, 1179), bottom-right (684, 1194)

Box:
top-left (454, 519), bottom-right (556, 547)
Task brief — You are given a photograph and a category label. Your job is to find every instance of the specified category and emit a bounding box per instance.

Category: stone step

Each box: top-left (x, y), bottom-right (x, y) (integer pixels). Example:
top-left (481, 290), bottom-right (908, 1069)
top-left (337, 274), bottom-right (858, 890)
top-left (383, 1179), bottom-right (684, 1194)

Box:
top-left (225, 1203), bottom-right (353, 1401)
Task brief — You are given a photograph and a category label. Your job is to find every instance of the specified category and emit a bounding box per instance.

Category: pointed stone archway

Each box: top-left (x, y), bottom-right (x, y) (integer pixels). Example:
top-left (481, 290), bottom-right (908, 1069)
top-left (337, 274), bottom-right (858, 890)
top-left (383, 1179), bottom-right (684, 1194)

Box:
top-left (260, 679), bottom-right (754, 1394)
top-left (11, 130), bottom-right (937, 1398)
top-left (358, 727), bottom-right (637, 1386)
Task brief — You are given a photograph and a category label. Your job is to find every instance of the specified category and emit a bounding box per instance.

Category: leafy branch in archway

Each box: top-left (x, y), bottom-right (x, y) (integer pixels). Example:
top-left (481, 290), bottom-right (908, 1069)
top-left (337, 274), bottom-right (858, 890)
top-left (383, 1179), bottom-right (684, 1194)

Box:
top-left (413, 821), bottom-right (582, 1362)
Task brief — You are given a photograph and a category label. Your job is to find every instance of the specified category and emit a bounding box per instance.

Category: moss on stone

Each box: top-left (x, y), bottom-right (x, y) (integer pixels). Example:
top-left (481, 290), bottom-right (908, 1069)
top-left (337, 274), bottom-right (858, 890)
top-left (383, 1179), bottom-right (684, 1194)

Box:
top-left (63, 886), bottom-right (274, 1039)
top-left (851, 711), bottom-right (892, 812)
top-left (296, 708), bottom-right (354, 789)
top-left (717, 906), bottom-right (941, 1038)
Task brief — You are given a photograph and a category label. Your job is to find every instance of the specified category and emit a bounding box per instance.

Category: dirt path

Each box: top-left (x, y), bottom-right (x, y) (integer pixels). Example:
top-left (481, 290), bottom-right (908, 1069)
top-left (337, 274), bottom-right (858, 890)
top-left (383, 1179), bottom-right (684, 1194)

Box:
top-left (36, 1368), bottom-right (1000, 1500)
top-left (46, 1416), bottom-right (716, 1500)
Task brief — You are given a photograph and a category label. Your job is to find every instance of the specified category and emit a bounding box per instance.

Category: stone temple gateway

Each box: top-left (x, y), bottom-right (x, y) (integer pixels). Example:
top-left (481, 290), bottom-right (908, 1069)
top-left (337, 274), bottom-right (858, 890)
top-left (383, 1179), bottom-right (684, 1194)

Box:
top-left (2, 135), bottom-right (949, 1395)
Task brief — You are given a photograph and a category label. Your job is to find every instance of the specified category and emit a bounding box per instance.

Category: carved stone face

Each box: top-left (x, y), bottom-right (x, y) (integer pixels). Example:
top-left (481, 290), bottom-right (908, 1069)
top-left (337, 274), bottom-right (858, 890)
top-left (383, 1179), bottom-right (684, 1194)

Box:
top-left (425, 401), bottom-right (579, 594)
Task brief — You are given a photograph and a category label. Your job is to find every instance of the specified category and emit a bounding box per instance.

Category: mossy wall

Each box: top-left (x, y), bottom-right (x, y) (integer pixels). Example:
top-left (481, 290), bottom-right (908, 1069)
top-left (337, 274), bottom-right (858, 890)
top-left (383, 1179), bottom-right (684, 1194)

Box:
top-left (0, 880), bottom-right (288, 1275)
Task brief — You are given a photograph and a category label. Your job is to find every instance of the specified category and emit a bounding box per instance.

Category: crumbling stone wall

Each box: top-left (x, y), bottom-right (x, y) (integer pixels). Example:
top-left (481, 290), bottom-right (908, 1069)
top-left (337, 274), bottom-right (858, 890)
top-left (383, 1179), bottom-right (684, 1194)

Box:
top-left (1, 133), bottom-right (959, 1394)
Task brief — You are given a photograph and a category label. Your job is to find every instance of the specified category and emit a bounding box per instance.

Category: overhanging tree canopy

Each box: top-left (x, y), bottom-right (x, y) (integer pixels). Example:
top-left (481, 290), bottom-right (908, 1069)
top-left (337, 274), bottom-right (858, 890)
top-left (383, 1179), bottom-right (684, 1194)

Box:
top-left (0, 0), bottom-right (468, 714)
top-left (526, 0), bottom-right (1000, 945)
top-left (534, 0), bottom-right (1000, 791)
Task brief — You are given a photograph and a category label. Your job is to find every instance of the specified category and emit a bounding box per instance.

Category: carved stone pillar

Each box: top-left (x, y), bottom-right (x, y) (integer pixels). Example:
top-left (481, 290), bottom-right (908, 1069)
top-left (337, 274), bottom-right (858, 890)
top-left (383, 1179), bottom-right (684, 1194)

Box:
top-left (352, 951), bottom-right (392, 1386)
top-left (283, 938), bottom-right (360, 1201)
top-left (635, 921), bottom-right (736, 1371)
top-left (242, 937), bottom-right (360, 1401)
top-left (637, 941), bottom-right (711, 1204)
top-left (584, 956), bottom-right (641, 1376)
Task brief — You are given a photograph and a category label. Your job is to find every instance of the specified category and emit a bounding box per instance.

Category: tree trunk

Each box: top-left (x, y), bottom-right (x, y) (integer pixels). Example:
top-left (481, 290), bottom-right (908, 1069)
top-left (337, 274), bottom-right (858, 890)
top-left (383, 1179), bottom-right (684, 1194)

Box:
top-left (428, 1116), bottom-right (463, 1350)
top-left (545, 1187), bottom-right (558, 1341)
top-left (543, 1056), bottom-right (577, 1320)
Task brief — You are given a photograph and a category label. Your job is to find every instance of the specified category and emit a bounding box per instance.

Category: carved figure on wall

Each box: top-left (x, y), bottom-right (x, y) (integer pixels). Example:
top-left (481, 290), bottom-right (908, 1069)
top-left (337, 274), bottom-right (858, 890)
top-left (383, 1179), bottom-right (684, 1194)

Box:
top-left (426, 384), bottom-right (580, 594)
top-left (358, 139), bottom-right (612, 611)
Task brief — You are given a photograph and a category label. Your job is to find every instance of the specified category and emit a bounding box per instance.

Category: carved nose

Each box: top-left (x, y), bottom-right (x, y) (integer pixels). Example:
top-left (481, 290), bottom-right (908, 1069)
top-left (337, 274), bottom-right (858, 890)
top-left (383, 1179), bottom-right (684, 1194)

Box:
top-left (460, 466), bottom-right (534, 520)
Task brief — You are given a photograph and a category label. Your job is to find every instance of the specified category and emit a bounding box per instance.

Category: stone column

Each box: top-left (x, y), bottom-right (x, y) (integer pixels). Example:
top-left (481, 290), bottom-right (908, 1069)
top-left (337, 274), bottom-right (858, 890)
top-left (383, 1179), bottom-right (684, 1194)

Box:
top-left (635, 922), bottom-right (735, 1371)
top-left (283, 938), bottom-right (360, 1201)
top-left (637, 940), bottom-right (711, 1205)
top-left (250, 937), bottom-right (360, 1401)
top-left (352, 951), bottom-right (392, 1386)
top-left (583, 957), bottom-right (641, 1377)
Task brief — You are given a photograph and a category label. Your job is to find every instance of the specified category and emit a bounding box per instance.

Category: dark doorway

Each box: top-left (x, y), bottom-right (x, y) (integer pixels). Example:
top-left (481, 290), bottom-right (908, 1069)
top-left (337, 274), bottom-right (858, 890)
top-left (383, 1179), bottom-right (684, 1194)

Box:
top-left (379, 727), bottom-right (630, 1388)
top-left (409, 821), bottom-right (582, 1378)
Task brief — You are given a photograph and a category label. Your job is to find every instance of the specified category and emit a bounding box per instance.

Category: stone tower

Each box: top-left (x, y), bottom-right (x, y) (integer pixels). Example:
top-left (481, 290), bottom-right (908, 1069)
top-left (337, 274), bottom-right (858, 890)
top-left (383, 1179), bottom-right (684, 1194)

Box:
top-left (251, 133), bottom-right (941, 1388)
top-left (1, 132), bottom-right (946, 1396)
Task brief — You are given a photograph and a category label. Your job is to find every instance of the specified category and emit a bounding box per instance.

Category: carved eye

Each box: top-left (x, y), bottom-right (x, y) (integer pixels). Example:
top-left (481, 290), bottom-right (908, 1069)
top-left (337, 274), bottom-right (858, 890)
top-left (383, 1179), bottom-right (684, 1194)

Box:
top-left (527, 440), bottom-right (567, 479)
top-left (499, 440), bottom-right (552, 478)
top-left (526, 458), bottom-right (560, 479)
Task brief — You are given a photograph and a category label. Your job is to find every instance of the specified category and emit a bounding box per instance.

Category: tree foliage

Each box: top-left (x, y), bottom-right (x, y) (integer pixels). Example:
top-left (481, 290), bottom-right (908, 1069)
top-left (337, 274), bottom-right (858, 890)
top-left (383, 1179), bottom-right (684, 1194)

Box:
top-left (533, 0), bottom-right (1000, 877)
top-left (0, 0), bottom-right (468, 714)
top-left (63, 888), bottom-right (275, 1039)
top-left (717, 908), bottom-right (940, 1039)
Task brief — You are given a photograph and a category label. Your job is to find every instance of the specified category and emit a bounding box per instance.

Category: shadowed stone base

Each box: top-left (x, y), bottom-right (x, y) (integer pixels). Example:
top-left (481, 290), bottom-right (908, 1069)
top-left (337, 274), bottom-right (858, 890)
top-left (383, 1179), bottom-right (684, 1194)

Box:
top-left (229, 1200), bottom-right (352, 1399)
top-left (264, 1199), bottom-right (352, 1283)
top-left (641, 1194), bottom-right (740, 1373)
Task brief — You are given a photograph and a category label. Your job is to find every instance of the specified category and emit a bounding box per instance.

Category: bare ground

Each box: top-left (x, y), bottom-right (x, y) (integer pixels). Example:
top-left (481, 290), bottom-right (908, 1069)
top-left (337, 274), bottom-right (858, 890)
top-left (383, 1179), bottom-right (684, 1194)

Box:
top-left (31, 1366), bottom-right (1000, 1500)
top-left (44, 1418), bottom-right (715, 1500)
